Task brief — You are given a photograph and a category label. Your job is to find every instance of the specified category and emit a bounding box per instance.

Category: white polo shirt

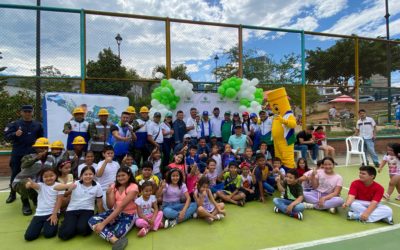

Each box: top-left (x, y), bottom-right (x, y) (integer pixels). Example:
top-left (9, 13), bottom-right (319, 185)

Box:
top-left (147, 121), bottom-right (164, 143)
top-left (67, 180), bottom-right (103, 211)
top-left (356, 117), bottom-right (376, 140)
top-left (35, 183), bottom-right (65, 216)
top-left (186, 117), bottom-right (198, 138)
top-left (95, 160), bottom-right (120, 191)
top-left (210, 116), bottom-right (223, 137)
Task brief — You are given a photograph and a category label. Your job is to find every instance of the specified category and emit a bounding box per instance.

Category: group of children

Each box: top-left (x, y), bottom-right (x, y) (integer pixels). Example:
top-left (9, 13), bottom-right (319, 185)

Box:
top-left (15, 133), bottom-right (400, 250)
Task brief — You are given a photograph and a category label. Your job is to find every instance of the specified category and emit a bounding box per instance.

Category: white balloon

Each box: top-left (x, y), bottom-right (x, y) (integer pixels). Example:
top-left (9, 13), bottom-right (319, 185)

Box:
top-left (151, 99), bottom-right (160, 107)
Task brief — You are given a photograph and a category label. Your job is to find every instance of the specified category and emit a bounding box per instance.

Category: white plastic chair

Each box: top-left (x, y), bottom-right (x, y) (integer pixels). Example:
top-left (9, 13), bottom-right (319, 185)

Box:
top-left (345, 136), bottom-right (367, 166)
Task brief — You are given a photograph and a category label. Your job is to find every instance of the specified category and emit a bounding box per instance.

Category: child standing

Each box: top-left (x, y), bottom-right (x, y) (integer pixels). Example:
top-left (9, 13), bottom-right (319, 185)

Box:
top-left (95, 145), bottom-right (120, 210)
top-left (378, 143), bottom-right (400, 200)
top-left (148, 148), bottom-right (162, 180)
top-left (56, 166), bottom-right (104, 240)
top-left (77, 151), bottom-right (97, 179)
top-left (88, 167), bottom-right (139, 250)
top-left (216, 162), bottom-right (246, 206)
top-left (24, 168), bottom-right (64, 241)
top-left (273, 169), bottom-right (305, 220)
top-left (194, 176), bottom-right (225, 224)
top-left (135, 181), bottom-right (164, 237)
top-left (157, 169), bottom-right (197, 228)
top-left (210, 145), bottom-right (223, 175)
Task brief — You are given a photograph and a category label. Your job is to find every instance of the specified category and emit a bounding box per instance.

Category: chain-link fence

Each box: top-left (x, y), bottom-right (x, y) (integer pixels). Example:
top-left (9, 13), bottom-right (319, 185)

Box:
top-left (1, 3), bottom-right (400, 148)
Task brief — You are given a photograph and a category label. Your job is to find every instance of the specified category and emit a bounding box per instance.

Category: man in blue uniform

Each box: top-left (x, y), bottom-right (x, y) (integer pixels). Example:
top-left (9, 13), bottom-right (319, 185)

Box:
top-left (4, 105), bottom-right (43, 204)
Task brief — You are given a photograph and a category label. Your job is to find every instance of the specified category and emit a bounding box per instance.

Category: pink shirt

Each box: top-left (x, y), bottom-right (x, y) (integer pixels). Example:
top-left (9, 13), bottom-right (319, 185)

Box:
top-left (113, 183), bottom-right (139, 215)
top-left (186, 174), bottom-right (199, 194)
top-left (315, 169), bottom-right (343, 194)
top-left (168, 163), bottom-right (186, 175)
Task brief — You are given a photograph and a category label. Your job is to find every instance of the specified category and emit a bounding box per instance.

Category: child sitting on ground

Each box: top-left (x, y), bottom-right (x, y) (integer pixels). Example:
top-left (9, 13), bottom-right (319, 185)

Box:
top-left (296, 157), bottom-right (310, 178)
top-left (136, 161), bottom-right (160, 195)
top-left (135, 181), bottom-right (164, 237)
top-left (216, 162), bottom-right (246, 206)
top-left (186, 164), bottom-right (201, 201)
top-left (121, 153), bottom-right (139, 177)
top-left (210, 145), bottom-right (223, 175)
top-left (239, 162), bottom-right (257, 202)
top-left (273, 169), bottom-right (305, 220)
top-left (148, 148), bottom-right (162, 180)
top-left (194, 176), bottom-right (225, 224)
top-left (221, 144), bottom-right (236, 170)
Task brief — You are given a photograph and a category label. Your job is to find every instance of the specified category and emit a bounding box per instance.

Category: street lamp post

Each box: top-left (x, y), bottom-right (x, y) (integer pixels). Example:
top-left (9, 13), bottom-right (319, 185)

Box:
top-left (214, 54), bottom-right (219, 83)
top-left (115, 33), bottom-right (122, 59)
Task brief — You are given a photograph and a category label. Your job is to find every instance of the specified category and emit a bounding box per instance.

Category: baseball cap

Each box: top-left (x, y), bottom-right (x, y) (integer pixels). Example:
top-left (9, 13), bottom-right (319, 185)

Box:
top-left (224, 111), bottom-right (231, 116)
top-left (234, 124), bottom-right (242, 129)
top-left (21, 105), bottom-right (33, 111)
top-left (154, 112), bottom-right (161, 117)
top-left (233, 112), bottom-right (239, 116)
top-left (202, 111), bottom-right (209, 116)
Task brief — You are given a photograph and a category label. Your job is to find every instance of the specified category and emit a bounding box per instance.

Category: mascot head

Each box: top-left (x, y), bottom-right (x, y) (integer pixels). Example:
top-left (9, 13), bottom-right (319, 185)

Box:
top-left (266, 88), bottom-right (291, 116)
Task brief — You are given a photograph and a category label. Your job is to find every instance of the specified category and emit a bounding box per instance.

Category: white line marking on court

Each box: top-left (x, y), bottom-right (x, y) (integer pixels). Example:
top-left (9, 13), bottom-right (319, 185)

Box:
top-left (262, 224), bottom-right (400, 250)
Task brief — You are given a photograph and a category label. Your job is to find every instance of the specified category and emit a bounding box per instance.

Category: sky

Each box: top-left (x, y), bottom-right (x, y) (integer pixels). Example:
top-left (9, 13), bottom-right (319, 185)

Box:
top-left (0, 0), bottom-right (400, 83)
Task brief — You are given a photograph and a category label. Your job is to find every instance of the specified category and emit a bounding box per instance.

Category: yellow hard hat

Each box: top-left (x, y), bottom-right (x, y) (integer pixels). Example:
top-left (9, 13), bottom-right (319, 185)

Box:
top-left (32, 137), bottom-right (49, 148)
top-left (98, 108), bottom-right (110, 116)
top-left (140, 106), bottom-right (149, 113)
top-left (73, 107), bottom-right (85, 115)
top-left (50, 140), bottom-right (64, 149)
top-left (125, 106), bottom-right (136, 114)
top-left (72, 136), bottom-right (87, 145)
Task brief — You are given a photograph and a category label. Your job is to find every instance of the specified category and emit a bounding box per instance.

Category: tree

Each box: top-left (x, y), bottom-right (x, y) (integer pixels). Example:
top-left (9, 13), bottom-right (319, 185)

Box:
top-left (0, 51), bottom-right (6, 91)
top-left (86, 48), bottom-right (139, 95)
top-left (306, 37), bottom-right (400, 95)
top-left (152, 64), bottom-right (192, 81)
top-left (18, 65), bottom-right (75, 92)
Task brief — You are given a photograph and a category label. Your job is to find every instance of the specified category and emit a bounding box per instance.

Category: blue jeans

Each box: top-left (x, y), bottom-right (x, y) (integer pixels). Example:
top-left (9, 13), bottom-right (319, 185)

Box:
top-left (363, 139), bottom-right (379, 165)
top-left (273, 198), bottom-right (305, 216)
top-left (262, 181), bottom-right (275, 194)
top-left (162, 202), bottom-right (197, 222)
top-left (294, 144), bottom-right (319, 160)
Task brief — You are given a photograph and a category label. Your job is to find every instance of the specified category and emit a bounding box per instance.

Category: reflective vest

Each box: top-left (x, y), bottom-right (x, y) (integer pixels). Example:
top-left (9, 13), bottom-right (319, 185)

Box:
top-left (89, 121), bottom-right (112, 152)
top-left (67, 120), bottom-right (89, 150)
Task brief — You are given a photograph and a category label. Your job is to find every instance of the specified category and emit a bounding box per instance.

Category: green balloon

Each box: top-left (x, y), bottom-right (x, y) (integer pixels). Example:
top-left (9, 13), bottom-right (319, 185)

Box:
top-left (217, 86), bottom-right (224, 95)
top-left (161, 87), bottom-right (172, 96)
top-left (161, 79), bottom-right (169, 87)
top-left (225, 88), bottom-right (236, 98)
top-left (240, 99), bottom-right (251, 107)
top-left (170, 102), bottom-right (177, 110)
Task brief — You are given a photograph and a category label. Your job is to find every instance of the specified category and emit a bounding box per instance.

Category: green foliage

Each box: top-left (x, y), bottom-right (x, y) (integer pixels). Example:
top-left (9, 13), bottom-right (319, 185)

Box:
top-left (86, 48), bottom-right (139, 95)
top-left (306, 37), bottom-right (400, 95)
top-left (0, 90), bottom-right (35, 144)
top-left (17, 66), bottom-right (75, 92)
top-left (152, 64), bottom-right (192, 81)
top-left (0, 51), bottom-right (6, 91)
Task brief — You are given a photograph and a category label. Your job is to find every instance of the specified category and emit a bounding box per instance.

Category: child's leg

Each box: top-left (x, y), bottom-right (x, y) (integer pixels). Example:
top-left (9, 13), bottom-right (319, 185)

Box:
top-left (24, 215), bottom-right (46, 241)
top-left (58, 210), bottom-right (79, 240)
top-left (303, 190), bottom-right (319, 207)
top-left (76, 210), bottom-right (94, 236)
top-left (386, 175), bottom-right (397, 196)
top-left (215, 203), bottom-right (226, 215)
top-left (320, 196), bottom-right (344, 210)
top-left (263, 181), bottom-right (275, 194)
top-left (273, 198), bottom-right (290, 213)
top-left (231, 191), bottom-right (246, 201)
top-left (135, 217), bottom-right (150, 229)
top-left (153, 211), bottom-right (164, 231)
top-left (181, 202), bottom-right (197, 222)
top-left (111, 213), bottom-right (136, 239)
top-left (216, 191), bottom-right (239, 205)
top-left (162, 204), bottom-right (180, 220)
top-left (88, 210), bottom-right (115, 242)
top-left (42, 214), bottom-right (59, 238)
top-left (197, 206), bottom-right (217, 220)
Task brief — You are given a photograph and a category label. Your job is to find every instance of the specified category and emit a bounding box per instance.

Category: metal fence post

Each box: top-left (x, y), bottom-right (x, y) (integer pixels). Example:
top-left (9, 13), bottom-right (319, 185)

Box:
top-left (354, 37), bottom-right (359, 120)
top-left (165, 18), bottom-right (171, 79)
top-left (238, 25), bottom-right (243, 78)
top-left (80, 9), bottom-right (86, 94)
top-left (301, 31), bottom-right (306, 129)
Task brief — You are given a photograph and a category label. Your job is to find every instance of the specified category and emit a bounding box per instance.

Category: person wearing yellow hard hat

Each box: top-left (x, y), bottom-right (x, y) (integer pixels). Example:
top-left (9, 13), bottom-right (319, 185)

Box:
top-left (12, 137), bottom-right (57, 215)
top-left (4, 104), bottom-right (44, 204)
top-left (125, 106), bottom-right (141, 134)
top-left (63, 107), bottom-right (90, 151)
top-left (50, 140), bottom-right (69, 165)
top-left (88, 108), bottom-right (113, 162)
top-left (133, 106), bottom-right (150, 164)
top-left (69, 136), bottom-right (87, 178)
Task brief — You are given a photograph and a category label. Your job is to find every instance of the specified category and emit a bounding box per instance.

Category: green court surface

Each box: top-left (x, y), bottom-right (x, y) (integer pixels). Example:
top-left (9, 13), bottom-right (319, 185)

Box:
top-left (0, 165), bottom-right (399, 250)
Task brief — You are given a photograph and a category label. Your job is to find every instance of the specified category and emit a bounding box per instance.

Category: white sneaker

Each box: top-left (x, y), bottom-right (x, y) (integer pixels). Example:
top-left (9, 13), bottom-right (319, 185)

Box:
top-left (216, 214), bottom-right (224, 220)
top-left (329, 207), bottom-right (337, 214)
top-left (303, 202), bottom-right (314, 209)
top-left (313, 160), bottom-right (317, 164)
top-left (193, 212), bottom-right (198, 219)
top-left (347, 211), bottom-right (359, 220)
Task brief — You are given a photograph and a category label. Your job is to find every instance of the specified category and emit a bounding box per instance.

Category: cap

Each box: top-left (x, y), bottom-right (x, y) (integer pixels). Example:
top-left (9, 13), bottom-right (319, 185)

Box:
top-left (50, 140), bottom-right (64, 149)
top-left (202, 111), bottom-right (209, 116)
top-left (21, 105), bottom-right (33, 111)
top-left (250, 113), bottom-right (257, 119)
top-left (234, 124), bottom-right (242, 129)
top-left (233, 112), bottom-right (239, 116)
top-left (224, 111), bottom-right (231, 116)
top-left (154, 112), bottom-right (161, 117)
top-left (72, 136), bottom-right (87, 145)
top-left (242, 112), bottom-right (249, 116)
top-left (240, 162), bottom-right (250, 169)
top-left (259, 110), bottom-right (266, 114)
top-left (165, 111), bottom-right (173, 117)
top-left (210, 134), bottom-right (217, 138)
top-left (184, 134), bottom-right (191, 139)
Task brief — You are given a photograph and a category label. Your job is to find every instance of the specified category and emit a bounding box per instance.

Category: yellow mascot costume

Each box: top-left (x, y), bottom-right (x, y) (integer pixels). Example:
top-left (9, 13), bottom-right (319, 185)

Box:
top-left (266, 88), bottom-right (296, 168)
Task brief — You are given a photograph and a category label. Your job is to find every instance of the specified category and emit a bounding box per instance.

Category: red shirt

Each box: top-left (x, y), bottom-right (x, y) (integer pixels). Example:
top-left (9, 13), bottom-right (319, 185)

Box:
top-left (312, 131), bottom-right (326, 145)
top-left (348, 180), bottom-right (384, 202)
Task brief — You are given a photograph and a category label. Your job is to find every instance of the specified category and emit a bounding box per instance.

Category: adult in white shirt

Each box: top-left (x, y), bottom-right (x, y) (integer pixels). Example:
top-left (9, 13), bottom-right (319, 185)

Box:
top-left (161, 111), bottom-right (174, 167)
top-left (355, 109), bottom-right (379, 167)
top-left (210, 107), bottom-right (223, 142)
top-left (200, 111), bottom-right (212, 142)
top-left (186, 107), bottom-right (198, 145)
top-left (147, 112), bottom-right (164, 151)
top-left (328, 105), bottom-right (337, 122)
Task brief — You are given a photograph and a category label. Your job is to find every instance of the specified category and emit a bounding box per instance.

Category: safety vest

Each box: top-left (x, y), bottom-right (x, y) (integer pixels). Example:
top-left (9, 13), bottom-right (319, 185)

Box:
top-left (109, 124), bottom-right (132, 156)
top-left (89, 121), bottom-right (112, 152)
top-left (66, 120), bottom-right (89, 150)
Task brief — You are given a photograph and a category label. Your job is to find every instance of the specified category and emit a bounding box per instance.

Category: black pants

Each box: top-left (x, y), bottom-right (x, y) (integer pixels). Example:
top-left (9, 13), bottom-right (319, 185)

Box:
top-left (25, 214), bottom-right (59, 241)
top-left (133, 147), bottom-right (150, 166)
top-left (9, 154), bottom-right (24, 186)
top-left (58, 210), bottom-right (94, 240)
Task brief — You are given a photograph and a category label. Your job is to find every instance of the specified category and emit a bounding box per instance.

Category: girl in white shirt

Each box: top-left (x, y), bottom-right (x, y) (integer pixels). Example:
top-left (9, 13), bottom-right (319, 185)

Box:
top-left (55, 166), bottom-right (104, 240)
top-left (24, 168), bottom-right (64, 241)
